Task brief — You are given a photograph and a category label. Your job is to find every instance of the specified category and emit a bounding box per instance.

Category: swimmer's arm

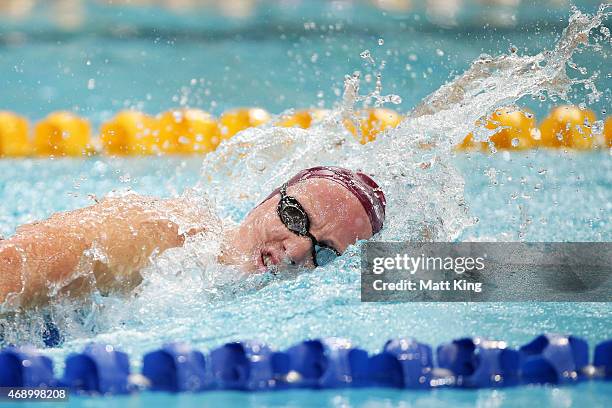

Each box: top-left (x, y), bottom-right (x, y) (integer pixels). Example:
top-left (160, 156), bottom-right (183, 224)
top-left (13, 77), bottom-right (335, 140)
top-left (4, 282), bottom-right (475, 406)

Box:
top-left (0, 196), bottom-right (204, 309)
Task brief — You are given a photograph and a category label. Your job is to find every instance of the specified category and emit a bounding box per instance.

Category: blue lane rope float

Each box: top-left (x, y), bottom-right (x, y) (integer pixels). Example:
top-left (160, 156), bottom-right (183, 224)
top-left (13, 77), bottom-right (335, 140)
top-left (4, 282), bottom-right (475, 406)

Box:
top-left (594, 340), bottom-right (612, 379)
top-left (209, 340), bottom-right (289, 391)
top-left (437, 337), bottom-right (520, 388)
top-left (0, 346), bottom-right (55, 388)
top-left (286, 338), bottom-right (370, 389)
top-left (518, 334), bottom-right (589, 384)
top-left (0, 335), bottom-right (611, 395)
top-left (61, 344), bottom-right (131, 394)
top-left (369, 338), bottom-right (433, 388)
top-left (143, 342), bottom-right (207, 393)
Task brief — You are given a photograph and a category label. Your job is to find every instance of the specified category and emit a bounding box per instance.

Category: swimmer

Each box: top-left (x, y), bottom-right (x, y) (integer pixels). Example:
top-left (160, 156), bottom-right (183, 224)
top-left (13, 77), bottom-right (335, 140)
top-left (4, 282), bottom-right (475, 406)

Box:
top-left (0, 166), bottom-right (385, 309)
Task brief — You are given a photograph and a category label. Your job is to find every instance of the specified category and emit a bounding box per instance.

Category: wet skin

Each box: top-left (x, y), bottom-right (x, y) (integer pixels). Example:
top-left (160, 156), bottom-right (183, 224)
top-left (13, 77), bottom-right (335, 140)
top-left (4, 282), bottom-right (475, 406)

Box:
top-left (0, 179), bottom-right (373, 309)
top-left (221, 178), bottom-right (374, 272)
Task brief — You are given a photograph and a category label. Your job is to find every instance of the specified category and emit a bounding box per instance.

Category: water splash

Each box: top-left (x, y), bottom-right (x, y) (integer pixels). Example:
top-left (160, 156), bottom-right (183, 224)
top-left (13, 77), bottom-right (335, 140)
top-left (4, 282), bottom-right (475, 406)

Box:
top-left (196, 4), bottom-right (609, 241)
top-left (410, 4), bottom-right (610, 149)
top-left (1, 5), bottom-right (609, 348)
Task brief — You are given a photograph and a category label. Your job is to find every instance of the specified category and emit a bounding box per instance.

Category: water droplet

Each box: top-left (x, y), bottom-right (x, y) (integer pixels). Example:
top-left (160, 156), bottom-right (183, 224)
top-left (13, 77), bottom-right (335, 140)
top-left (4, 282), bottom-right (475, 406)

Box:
top-left (592, 120), bottom-right (604, 134)
top-left (511, 138), bottom-right (520, 147)
top-left (87, 79), bottom-right (95, 90)
top-left (378, 38), bottom-right (384, 46)
top-left (389, 95), bottom-right (402, 104)
top-left (436, 49), bottom-right (444, 57)
top-left (172, 111), bottom-right (183, 122)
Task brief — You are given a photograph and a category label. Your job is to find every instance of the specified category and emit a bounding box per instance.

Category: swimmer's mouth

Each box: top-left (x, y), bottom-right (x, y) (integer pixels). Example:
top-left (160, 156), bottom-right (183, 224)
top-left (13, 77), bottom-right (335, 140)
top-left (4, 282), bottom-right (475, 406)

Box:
top-left (263, 253), bottom-right (273, 268)
top-left (258, 250), bottom-right (278, 272)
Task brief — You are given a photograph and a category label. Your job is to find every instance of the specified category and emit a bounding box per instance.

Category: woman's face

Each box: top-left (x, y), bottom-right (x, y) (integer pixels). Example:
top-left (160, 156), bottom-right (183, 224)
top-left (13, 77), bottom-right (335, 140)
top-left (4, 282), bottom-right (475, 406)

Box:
top-left (235, 178), bottom-right (373, 273)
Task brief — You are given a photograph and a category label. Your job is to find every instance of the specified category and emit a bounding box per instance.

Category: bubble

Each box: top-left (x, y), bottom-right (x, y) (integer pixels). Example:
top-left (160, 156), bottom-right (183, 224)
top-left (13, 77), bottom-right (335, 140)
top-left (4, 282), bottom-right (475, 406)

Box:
top-left (592, 120), bottom-right (604, 135)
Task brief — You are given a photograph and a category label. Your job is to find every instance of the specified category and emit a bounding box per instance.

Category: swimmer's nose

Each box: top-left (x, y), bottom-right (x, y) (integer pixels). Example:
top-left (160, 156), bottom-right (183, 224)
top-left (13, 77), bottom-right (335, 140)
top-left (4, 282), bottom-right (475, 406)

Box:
top-left (284, 236), bottom-right (315, 267)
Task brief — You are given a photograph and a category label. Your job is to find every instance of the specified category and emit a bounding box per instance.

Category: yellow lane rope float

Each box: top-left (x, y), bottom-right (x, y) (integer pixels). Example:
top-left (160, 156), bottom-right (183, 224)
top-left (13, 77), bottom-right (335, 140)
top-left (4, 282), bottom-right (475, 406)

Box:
top-left (458, 108), bottom-right (538, 151)
top-left (605, 116), bottom-right (612, 148)
top-left (219, 108), bottom-right (271, 140)
top-left (539, 105), bottom-right (597, 150)
top-left (100, 111), bottom-right (159, 155)
top-left (458, 105), bottom-right (605, 151)
top-left (343, 108), bottom-right (403, 144)
top-left (158, 109), bottom-right (221, 154)
top-left (0, 111), bottom-right (31, 157)
top-left (33, 111), bottom-right (94, 157)
top-left (0, 106), bottom-right (609, 158)
top-left (277, 109), bottom-right (330, 129)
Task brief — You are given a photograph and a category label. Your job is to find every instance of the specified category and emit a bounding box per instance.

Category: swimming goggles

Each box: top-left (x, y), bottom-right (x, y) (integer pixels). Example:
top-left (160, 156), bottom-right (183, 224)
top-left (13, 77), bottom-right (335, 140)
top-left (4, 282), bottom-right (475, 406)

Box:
top-left (277, 183), bottom-right (341, 267)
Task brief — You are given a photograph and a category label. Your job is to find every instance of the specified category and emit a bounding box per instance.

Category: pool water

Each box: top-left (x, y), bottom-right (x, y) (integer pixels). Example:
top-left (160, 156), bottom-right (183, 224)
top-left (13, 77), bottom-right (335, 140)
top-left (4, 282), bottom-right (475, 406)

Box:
top-left (0, 1), bottom-right (611, 406)
top-left (0, 0), bottom-right (608, 122)
top-left (1, 153), bottom-right (611, 406)
top-left (32, 382), bottom-right (612, 407)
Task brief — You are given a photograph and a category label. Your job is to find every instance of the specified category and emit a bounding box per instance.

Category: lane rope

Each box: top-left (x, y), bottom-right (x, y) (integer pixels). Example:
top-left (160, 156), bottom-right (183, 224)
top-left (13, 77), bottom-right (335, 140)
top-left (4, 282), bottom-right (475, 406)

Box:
top-left (1, 106), bottom-right (609, 158)
top-left (0, 335), bottom-right (611, 394)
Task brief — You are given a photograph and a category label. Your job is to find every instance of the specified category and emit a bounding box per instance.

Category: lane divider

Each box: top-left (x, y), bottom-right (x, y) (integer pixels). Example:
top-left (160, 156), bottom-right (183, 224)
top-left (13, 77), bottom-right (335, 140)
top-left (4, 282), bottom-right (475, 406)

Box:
top-left (456, 105), bottom-right (609, 151)
top-left (344, 108), bottom-right (403, 144)
top-left (0, 335), bottom-right (610, 394)
top-left (219, 108), bottom-right (271, 140)
top-left (0, 112), bottom-right (31, 157)
top-left (0, 106), bottom-right (610, 158)
top-left (33, 112), bottom-right (95, 157)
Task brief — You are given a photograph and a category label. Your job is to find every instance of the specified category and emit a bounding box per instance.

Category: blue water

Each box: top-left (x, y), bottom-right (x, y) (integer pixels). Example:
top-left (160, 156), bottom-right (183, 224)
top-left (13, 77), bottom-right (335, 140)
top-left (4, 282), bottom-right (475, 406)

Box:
top-left (1, 153), bottom-right (611, 406)
top-left (1, 1), bottom-right (611, 406)
top-left (0, 1), bottom-right (609, 122)
top-left (3, 382), bottom-right (612, 408)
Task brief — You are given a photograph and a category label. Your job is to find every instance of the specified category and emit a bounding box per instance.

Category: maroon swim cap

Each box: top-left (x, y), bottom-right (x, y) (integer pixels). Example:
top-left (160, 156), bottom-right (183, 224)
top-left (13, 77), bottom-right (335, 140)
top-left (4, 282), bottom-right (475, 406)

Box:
top-left (261, 166), bottom-right (386, 234)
